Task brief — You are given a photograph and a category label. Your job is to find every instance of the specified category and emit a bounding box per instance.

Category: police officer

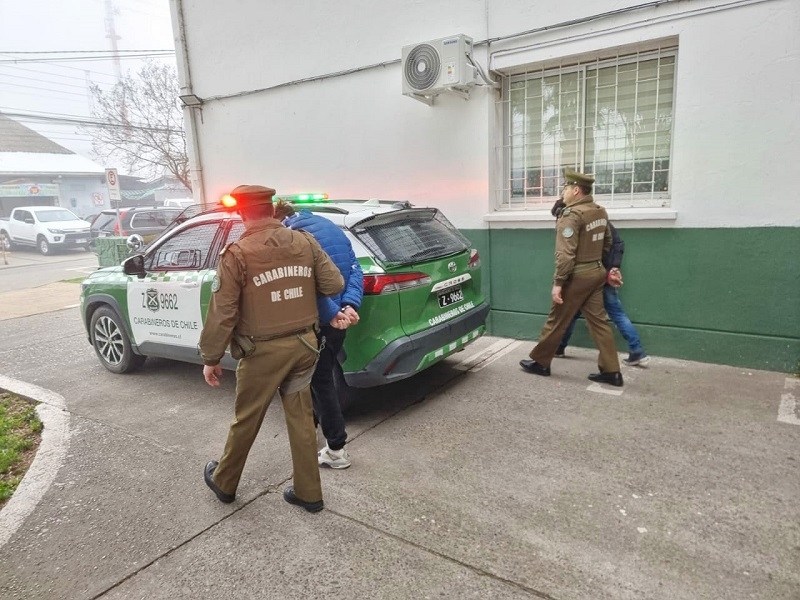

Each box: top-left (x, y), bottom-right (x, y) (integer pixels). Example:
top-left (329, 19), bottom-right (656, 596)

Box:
top-left (520, 169), bottom-right (623, 386)
top-left (199, 184), bottom-right (345, 511)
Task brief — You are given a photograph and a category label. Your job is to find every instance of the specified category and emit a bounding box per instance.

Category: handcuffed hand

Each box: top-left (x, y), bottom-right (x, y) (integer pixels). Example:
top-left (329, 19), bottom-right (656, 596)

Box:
top-left (329, 312), bottom-right (350, 330)
top-left (342, 305), bottom-right (360, 325)
top-left (607, 268), bottom-right (623, 287)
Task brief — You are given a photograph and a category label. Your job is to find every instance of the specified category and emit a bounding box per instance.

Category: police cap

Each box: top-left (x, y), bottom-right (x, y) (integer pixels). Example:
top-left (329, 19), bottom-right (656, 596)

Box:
top-left (563, 168), bottom-right (595, 188)
top-left (230, 184), bottom-right (276, 206)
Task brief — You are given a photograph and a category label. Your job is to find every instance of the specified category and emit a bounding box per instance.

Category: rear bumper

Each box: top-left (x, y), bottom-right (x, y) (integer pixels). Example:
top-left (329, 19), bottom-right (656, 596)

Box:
top-left (344, 301), bottom-right (490, 388)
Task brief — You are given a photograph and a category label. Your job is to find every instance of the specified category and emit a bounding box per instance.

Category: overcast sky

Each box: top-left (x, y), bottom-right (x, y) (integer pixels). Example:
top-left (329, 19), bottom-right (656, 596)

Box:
top-left (0, 0), bottom-right (176, 173)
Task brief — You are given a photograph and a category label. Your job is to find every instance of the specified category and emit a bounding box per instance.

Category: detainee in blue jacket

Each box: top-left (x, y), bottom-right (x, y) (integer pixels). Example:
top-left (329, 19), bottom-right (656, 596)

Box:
top-left (275, 201), bottom-right (364, 469)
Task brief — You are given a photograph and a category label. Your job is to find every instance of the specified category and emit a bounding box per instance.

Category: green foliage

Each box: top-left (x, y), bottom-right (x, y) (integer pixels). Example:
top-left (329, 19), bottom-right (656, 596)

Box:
top-left (0, 392), bottom-right (42, 504)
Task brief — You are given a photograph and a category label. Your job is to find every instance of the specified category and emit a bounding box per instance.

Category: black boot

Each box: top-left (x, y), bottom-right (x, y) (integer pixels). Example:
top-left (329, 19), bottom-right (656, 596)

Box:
top-left (587, 371), bottom-right (623, 387)
top-left (519, 359), bottom-right (551, 376)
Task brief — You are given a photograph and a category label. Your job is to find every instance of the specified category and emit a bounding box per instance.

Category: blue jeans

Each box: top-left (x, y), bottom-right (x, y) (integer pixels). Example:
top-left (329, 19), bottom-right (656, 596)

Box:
top-left (559, 285), bottom-right (643, 354)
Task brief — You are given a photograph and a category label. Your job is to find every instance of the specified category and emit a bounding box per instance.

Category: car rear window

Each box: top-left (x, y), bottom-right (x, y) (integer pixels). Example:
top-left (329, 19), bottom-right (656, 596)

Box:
top-left (351, 208), bottom-right (470, 266)
top-left (129, 210), bottom-right (181, 228)
top-left (91, 213), bottom-right (120, 231)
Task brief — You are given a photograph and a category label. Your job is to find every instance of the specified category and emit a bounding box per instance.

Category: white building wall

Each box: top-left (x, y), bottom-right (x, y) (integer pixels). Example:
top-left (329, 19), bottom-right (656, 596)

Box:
top-left (172, 0), bottom-right (800, 229)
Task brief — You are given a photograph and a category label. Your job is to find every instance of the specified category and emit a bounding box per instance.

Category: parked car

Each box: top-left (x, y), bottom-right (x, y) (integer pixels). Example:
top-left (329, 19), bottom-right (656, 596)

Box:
top-left (79, 197), bottom-right (489, 408)
top-left (89, 207), bottom-right (183, 247)
top-left (0, 206), bottom-right (91, 254)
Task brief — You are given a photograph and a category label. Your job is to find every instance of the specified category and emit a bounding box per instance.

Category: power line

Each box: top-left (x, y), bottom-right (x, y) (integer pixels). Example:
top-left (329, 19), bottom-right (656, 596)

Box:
top-left (0, 72), bottom-right (93, 90)
top-left (3, 109), bottom-right (183, 133)
top-left (0, 81), bottom-right (89, 97)
top-left (0, 52), bottom-right (175, 64)
top-left (0, 49), bottom-right (175, 55)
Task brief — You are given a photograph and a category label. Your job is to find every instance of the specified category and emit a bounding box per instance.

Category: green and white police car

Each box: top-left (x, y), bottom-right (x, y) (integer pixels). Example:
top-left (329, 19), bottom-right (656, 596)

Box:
top-left (80, 196), bottom-right (489, 404)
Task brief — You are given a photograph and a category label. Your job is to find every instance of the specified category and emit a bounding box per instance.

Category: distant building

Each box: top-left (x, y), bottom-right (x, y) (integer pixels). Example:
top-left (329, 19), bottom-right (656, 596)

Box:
top-left (0, 113), bottom-right (190, 218)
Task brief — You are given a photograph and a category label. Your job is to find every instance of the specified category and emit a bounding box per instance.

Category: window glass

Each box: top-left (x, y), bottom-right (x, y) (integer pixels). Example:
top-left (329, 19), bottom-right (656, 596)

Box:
top-left (34, 209), bottom-right (80, 222)
top-left (148, 222), bottom-right (220, 271)
top-left (353, 209), bottom-right (469, 267)
top-left (502, 48), bottom-right (676, 209)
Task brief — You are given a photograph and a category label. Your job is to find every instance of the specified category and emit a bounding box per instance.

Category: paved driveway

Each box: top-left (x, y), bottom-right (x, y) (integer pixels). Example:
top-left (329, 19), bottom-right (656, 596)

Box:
top-left (0, 306), bottom-right (798, 600)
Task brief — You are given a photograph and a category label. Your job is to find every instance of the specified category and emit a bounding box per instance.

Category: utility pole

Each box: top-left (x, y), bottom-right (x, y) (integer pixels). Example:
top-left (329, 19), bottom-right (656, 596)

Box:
top-left (103, 0), bottom-right (128, 131)
top-left (104, 0), bottom-right (122, 82)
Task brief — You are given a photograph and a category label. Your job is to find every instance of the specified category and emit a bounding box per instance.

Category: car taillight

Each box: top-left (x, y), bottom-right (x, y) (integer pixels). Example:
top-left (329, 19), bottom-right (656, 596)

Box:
top-left (468, 249), bottom-right (481, 270)
top-left (363, 272), bottom-right (431, 295)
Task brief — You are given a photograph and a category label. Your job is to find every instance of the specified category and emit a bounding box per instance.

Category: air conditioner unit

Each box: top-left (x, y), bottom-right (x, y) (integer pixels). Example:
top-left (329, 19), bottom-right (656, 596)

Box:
top-left (402, 34), bottom-right (477, 102)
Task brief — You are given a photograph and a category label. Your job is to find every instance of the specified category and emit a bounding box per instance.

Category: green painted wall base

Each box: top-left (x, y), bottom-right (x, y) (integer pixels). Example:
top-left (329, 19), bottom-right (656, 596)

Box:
top-left (463, 227), bottom-right (800, 374)
top-left (490, 310), bottom-right (800, 373)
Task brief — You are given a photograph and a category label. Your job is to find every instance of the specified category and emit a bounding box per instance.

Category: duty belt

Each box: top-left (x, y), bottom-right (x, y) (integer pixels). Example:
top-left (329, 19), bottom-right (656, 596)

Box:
top-left (248, 325), bottom-right (315, 342)
top-left (572, 260), bottom-right (602, 274)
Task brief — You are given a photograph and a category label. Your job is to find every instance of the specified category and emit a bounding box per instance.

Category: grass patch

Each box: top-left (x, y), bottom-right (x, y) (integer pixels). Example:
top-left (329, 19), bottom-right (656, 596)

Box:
top-left (0, 392), bottom-right (43, 506)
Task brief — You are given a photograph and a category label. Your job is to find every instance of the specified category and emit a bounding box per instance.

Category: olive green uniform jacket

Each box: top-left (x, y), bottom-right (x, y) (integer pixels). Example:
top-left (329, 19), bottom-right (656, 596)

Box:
top-left (199, 220), bottom-right (344, 365)
top-left (554, 195), bottom-right (613, 284)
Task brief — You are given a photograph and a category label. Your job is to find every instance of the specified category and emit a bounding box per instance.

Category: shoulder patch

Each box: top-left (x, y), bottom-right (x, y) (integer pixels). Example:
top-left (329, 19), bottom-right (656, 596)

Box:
top-left (211, 275), bottom-right (221, 293)
top-left (561, 208), bottom-right (571, 216)
top-left (562, 227), bottom-right (574, 239)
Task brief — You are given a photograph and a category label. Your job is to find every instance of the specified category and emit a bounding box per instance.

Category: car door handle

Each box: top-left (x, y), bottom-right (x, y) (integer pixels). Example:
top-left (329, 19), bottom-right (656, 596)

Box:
top-left (180, 282), bottom-right (199, 288)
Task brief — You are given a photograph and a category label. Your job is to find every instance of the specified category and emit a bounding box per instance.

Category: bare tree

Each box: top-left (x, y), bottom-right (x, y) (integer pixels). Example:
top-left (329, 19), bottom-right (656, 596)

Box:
top-left (84, 60), bottom-right (191, 190)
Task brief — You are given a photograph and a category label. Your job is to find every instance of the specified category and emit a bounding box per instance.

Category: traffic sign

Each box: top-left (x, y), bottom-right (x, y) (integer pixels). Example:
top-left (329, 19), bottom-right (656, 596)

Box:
top-left (105, 168), bottom-right (121, 202)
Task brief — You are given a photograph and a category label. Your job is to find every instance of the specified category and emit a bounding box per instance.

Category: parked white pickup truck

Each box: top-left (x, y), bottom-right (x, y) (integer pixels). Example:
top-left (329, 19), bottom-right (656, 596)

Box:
top-left (0, 206), bottom-right (92, 255)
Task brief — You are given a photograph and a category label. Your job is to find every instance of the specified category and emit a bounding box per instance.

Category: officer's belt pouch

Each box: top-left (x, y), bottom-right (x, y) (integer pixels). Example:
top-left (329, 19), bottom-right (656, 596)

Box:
top-left (229, 332), bottom-right (256, 360)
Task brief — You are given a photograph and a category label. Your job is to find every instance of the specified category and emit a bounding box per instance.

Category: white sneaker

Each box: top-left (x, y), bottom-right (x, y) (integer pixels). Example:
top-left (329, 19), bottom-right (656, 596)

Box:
top-left (318, 445), bottom-right (351, 469)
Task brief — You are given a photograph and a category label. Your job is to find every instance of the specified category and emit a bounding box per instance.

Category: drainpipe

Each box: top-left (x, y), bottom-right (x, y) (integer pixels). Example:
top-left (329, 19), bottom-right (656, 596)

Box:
top-left (171, 0), bottom-right (206, 208)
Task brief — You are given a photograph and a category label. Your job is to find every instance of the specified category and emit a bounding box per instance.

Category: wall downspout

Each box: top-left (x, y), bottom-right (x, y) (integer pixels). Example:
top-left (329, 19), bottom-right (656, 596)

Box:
top-left (171, 0), bottom-right (206, 208)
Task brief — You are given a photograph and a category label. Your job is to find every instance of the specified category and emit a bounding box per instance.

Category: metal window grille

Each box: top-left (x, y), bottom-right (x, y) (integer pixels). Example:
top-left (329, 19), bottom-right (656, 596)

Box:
top-left (495, 46), bottom-right (677, 210)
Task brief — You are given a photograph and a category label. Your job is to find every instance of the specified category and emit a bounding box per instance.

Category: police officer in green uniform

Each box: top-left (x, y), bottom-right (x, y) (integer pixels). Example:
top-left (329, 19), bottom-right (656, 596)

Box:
top-left (520, 169), bottom-right (623, 387)
top-left (199, 184), bottom-right (345, 511)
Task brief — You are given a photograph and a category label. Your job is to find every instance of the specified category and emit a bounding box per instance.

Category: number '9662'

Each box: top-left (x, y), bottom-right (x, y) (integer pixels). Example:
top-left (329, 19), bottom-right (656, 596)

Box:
top-left (141, 292), bottom-right (179, 311)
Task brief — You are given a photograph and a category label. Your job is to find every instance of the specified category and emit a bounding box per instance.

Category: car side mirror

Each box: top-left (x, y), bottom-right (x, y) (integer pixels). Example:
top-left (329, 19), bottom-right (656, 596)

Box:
top-left (123, 254), bottom-right (146, 278)
top-left (24, 217), bottom-right (35, 224)
top-left (126, 234), bottom-right (144, 252)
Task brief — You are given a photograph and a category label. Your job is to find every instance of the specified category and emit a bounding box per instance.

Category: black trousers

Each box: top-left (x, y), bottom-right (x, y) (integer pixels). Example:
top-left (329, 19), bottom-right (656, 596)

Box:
top-left (312, 325), bottom-right (348, 451)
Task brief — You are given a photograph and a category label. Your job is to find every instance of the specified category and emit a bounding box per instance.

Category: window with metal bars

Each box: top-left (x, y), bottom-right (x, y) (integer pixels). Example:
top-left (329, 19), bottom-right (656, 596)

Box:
top-left (497, 47), bottom-right (676, 210)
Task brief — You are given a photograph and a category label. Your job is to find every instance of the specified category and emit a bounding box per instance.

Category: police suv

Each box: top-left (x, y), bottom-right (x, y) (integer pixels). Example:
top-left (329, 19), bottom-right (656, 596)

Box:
top-left (80, 195), bottom-right (489, 406)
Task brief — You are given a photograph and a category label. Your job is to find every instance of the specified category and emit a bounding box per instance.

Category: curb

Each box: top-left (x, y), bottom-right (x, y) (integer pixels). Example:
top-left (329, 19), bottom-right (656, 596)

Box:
top-left (0, 375), bottom-right (71, 548)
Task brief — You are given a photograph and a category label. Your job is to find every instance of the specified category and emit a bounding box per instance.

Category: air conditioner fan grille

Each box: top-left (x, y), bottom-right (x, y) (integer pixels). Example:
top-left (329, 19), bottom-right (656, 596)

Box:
top-left (404, 44), bottom-right (440, 91)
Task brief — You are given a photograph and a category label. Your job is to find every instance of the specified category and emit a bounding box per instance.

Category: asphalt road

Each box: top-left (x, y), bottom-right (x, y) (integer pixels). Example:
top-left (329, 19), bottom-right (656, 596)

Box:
top-left (0, 247), bottom-right (98, 291)
top-left (0, 300), bottom-right (798, 598)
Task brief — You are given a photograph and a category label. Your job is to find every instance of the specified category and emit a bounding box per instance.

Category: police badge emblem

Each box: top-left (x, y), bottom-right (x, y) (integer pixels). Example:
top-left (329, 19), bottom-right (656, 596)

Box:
top-left (562, 227), bottom-right (574, 238)
top-left (146, 288), bottom-right (159, 312)
top-left (211, 276), bottom-right (221, 293)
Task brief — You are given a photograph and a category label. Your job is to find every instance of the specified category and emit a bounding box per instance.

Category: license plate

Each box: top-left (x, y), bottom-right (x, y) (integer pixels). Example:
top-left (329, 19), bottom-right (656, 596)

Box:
top-left (75, 238), bottom-right (87, 244)
top-left (437, 286), bottom-right (464, 308)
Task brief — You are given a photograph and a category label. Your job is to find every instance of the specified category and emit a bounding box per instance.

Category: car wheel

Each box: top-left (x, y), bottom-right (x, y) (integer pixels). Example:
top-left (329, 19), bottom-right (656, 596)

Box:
top-left (37, 236), bottom-right (51, 255)
top-left (0, 230), bottom-right (12, 251)
top-left (333, 363), bottom-right (357, 412)
top-left (90, 306), bottom-right (146, 373)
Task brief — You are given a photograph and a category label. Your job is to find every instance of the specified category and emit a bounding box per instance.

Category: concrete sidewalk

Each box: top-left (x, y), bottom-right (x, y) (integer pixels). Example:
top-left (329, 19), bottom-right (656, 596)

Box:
top-left (0, 308), bottom-right (798, 598)
top-left (0, 281), bottom-right (81, 321)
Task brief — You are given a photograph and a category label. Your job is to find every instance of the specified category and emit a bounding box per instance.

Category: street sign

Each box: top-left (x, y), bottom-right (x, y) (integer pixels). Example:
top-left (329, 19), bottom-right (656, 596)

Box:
top-left (105, 168), bottom-right (121, 202)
